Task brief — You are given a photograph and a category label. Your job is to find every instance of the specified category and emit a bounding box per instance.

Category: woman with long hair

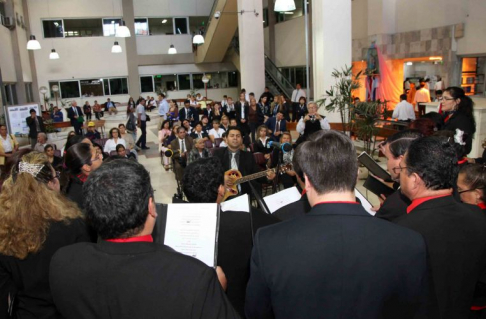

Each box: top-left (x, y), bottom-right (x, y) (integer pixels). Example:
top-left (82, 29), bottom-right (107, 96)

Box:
top-left (248, 97), bottom-right (259, 142)
top-left (0, 152), bottom-right (89, 318)
top-left (104, 128), bottom-right (126, 154)
top-left (440, 86), bottom-right (476, 154)
top-left (63, 142), bottom-right (102, 210)
top-left (44, 144), bottom-right (62, 169)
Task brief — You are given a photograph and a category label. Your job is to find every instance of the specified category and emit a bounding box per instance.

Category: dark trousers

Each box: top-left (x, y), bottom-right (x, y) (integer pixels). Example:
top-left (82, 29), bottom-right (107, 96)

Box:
top-left (85, 113), bottom-right (92, 121)
top-left (136, 121), bottom-right (147, 148)
top-left (30, 137), bottom-right (37, 149)
top-left (73, 122), bottom-right (83, 135)
top-left (418, 103), bottom-right (426, 117)
top-left (292, 102), bottom-right (299, 122)
top-left (249, 122), bottom-right (258, 143)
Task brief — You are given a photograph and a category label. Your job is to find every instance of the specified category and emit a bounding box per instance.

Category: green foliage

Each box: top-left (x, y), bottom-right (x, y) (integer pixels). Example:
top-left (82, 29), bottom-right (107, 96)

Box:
top-left (43, 119), bottom-right (57, 133)
top-left (352, 100), bottom-right (388, 154)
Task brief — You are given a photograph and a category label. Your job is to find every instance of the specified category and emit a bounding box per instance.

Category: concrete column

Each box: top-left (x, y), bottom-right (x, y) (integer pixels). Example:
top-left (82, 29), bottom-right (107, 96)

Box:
top-left (312, 0), bottom-right (352, 122)
top-left (268, 2), bottom-right (276, 62)
top-left (122, 0), bottom-right (140, 99)
top-left (237, 0), bottom-right (265, 99)
top-left (22, 0), bottom-right (40, 104)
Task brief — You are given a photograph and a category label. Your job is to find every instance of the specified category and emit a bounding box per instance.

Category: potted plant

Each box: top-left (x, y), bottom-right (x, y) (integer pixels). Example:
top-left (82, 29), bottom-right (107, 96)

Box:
top-left (351, 100), bottom-right (387, 154)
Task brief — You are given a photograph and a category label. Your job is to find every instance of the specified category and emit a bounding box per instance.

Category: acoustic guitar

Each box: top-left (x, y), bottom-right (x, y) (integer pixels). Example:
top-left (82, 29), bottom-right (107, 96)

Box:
top-left (223, 164), bottom-right (293, 202)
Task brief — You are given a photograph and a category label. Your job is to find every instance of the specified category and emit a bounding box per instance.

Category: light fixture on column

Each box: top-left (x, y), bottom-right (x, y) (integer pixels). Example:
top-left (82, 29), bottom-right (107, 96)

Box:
top-left (27, 35), bottom-right (41, 50)
top-left (192, 33), bottom-right (204, 44)
top-left (51, 84), bottom-right (59, 107)
top-left (115, 20), bottom-right (131, 37)
top-left (49, 48), bottom-right (59, 59)
top-left (202, 74), bottom-right (209, 98)
top-left (274, 0), bottom-right (296, 12)
top-left (112, 41), bottom-right (122, 53)
top-left (39, 86), bottom-right (48, 111)
top-left (168, 44), bottom-right (177, 54)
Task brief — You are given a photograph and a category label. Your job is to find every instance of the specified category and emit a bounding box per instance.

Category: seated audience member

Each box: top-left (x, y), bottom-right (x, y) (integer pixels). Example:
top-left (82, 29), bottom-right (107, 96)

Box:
top-left (170, 126), bottom-right (193, 182)
top-left (84, 121), bottom-right (101, 141)
top-left (115, 144), bottom-right (136, 161)
top-left (245, 130), bottom-right (429, 319)
top-left (0, 124), bottom-right (19, 173)
top-left (212, 126), bottom-right (275, 198)
top-left (63, 143), bottom-right (102, 210)
top-left (44, 144), bottom-right (62, 169)
top-left (294, 96), bottom-right (307, 123)
top-left (104, 128), bottom-right (126, 154)
top-left (0, 152), bottom-right (89, 318)
top-left (190, 122), bottom-right (209, 141)
top-left (92, 142), bottom-right (107, 161)
top-left (434, 90), bottom-right (443, 102)
top-left (51, 106), bottom-right (64, 122)
top-left (220, 115), bottom-right (230, 132)
top-left (34, 132), bottom-right (49, 153)
top-left (182, 157), bottom-right (278, 316)
top-left (269, 132), bottom-right (300, 189)
top-left (187, 138), bottom-right (211, 165)
top-left (49, 160), bottom-right (238, 319)
top-left (392, 94), bottom-right (416, 121)
top-left (179, 100), bottom-right (197, 127)
top-left (219, 132), bottom-right (228, 147)
top-left (119, 123), bottom-right (137, 159)
top-left (104, 98), bottom-right (118, 115)
top-left (265, 111), bottom-right (287, 141)
top-left (296, 102), bottom-right (330, 144)
top-left (200, 115), bottom-right (212, 132)
top-left (253, 125), bottom-right (273, 160)
top-left (93, 100), bottom-right (103, 119)
top-left (209, 119), bottom-right (225, 143)
top-left (182, 119), bottom-right (193, 134)
top-left (374, 130), bottom-right (423, 222)
top-left (396, 136), bottom-right (486, 318)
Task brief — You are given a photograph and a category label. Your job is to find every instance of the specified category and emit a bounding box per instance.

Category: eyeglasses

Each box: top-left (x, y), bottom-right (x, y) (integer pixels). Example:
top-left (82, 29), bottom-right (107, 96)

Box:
top-left (458, 188), bottom-right (483, 194)
top-left (442, 97), bottom-right (455, 101)
top-left (392, 166), bottom-right (409, 174)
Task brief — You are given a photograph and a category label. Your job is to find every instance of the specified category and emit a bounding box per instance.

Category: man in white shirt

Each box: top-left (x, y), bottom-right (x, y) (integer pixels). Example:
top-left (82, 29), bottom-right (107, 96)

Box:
top-left (158, 93), bottom-right (170, 129)
top-left (435, 76), bottom-right (443, 92)
top-left (0, 124), bottom-right (19, 167)
top-left (136, 99), bottom-right (149, 150)
top-left (296, 102), bottom-right (330, 143)
top-left (413, 81), bottom-right (431, 116)
top-left (34, 132), bottom-right (48, 152)
top-left (291, 83), bottom-right (306, 122)
top-left (392, 94), bottom-right (416, 121)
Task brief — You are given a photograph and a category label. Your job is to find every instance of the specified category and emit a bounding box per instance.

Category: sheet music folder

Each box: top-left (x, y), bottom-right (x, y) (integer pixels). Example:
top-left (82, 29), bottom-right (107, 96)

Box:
top-left (358, 151), bottom-right (393, 183)
top-left (153, 203), bottom-right (220, 268)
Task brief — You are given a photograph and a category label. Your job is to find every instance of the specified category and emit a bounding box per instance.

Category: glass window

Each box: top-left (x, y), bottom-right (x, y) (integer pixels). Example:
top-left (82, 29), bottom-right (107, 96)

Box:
top-left (0, 3), bottom-right (5, 17)
top-left (43, 20), bottom-right (64, 38)
top-left (192, 73), bottom-right (205, 90)
top-left (49, 81), bottom-right (60, 98)
top-left (140, 76), bottom-right (154, 93)
top-left (148, 18), bottom-right (174, 35)
top-left (25, 83), bottom-right (33, 103)
top-left (80, 79), bottom-right (104, 97)
top-left (178, 74), bottom-right (191, 90)
top-left (295, 67), bottom-right (306, 88)
top-left (154, 74), bottom-right (177, 93)
top-left (189, 17), bottom-right (206, 36)
top-left (228, 72), bottom-right (238, 87)
top-left (135, 18), bottom-right (149, 36)
top-left (109, 78), bottom-right (129, 95)
top-left (174, 18), bottom-right (188, 35)
top-left (263, 8), bottom-right (269, 28)
top-left (60, 81), bottom-right (80, 98)
top-left (64, 19), bottom-right (103, 37)
top-left (103, 18), bottom-right (121, 36)
top-left (4, 84), bottom-right (16, 105)
top-left (102, 79), bottom-right (109, 95)
top-left (205, 72), bottom-right (228, 89)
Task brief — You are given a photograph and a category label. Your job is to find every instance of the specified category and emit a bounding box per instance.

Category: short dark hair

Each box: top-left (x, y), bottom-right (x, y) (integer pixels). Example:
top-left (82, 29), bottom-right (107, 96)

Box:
top-left (294, 130), bottom-right (357, 194)
top-left (44, 144), bottom-right (55, 152)
top-left (184, 99), bottom-right (190, 104)
top-left (83, 160), bottom-right (153, 239)
top-left (183, 157), bottom-right (224, 203)
top-left (118, 123), bottom-right (125, 129)
top-left (460, 164), bottom-right (486, 202)
top-left (29, 109), bottom-right (36, 114)
top-left (385, 130), bottom-right (423, 158)
top-left (436, 90), bottom-right (443, 95)
top-left (116, 144), bottom-right (125, 152)
top-left (404, 136), bottom-right (458, 190)
top-left (177, 126), bottom-right (186, 133)
top-left (226, 126), bottom-right (242, 136)
top-left (400, 94), bottom-right (407, 100)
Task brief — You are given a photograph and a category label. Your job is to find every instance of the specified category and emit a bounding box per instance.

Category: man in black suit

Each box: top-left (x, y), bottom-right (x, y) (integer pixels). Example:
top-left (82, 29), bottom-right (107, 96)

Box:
top-left (66, 101), bottom-right (84, 135)
top-left (265, 111), bottom-right (287, 141)
top-left (396, 136), bottom-right (486, 318)
top-left (245, 130), bottom-right (429, 319)
top-left (170, 126), bottom-right (193, 182)
top-left (179, 100), bottom-right (198, 127)
top-left (224, 97), bottom-right (236, 120)
top-left (181, 157), bottom-right (278, 316)
top-left (49, 160), bottom-right (238, 319)
top-left (212, 126), bottom-right (275, 198)
top-left (235, 93), bottom-right (250, 142)
top-left (25, 108), bottom-right (46, 148)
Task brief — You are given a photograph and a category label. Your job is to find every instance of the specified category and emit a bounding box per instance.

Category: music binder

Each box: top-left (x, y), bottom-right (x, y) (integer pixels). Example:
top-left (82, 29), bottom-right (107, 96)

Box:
top-left (358, 151), bottom-right (393, 183)
top-left (363, 175), bottom-right (395, 198)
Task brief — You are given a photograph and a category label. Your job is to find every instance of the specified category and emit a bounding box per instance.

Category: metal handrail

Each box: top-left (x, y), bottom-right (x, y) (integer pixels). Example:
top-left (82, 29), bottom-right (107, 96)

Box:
top-left (264, 55), bottom-right (294, 98)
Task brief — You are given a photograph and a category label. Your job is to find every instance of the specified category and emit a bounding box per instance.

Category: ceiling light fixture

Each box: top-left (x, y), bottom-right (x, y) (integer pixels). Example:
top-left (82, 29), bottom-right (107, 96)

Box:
top-left (27, 35), bottom-right (41, 50)
top-left (192, 34), bottom-right (204, 44)
top-left (49, 49), bottom-right (59, 59)
top-left (115, 20), bottom-right (131, 37)
top-left (168, 44), bottom-right (177, 54)
top-left (162, 19), bottom-right (167, 24)
top-left (111, 41), bottom-right (122, 53)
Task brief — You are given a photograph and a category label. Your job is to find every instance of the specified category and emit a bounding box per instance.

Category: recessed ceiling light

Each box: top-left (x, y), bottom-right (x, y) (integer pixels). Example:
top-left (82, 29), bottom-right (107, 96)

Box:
top-left (162, 19), bottom-right (167, 24)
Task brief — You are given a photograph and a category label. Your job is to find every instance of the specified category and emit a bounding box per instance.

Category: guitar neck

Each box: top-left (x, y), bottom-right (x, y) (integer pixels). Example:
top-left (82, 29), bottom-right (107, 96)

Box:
top-left (236, 168), bottom-right (274, 185)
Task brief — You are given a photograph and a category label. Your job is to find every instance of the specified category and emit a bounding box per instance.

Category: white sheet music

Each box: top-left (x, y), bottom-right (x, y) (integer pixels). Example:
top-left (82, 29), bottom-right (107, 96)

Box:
top-left (264, 187), bottom-right (301, 213)
top-left (221, 194), bottom-right (250, 213)
top-left (164, 203), bottom-right (219, 267)
top-left (355, 189), bottom-right (375, 216)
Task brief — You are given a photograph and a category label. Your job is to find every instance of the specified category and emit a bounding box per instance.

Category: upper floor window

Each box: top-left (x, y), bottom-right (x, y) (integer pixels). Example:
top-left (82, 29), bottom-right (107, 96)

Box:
top-left (64, 19), bottom-right (103, 37)
top-left (134, 18), bottom-right (149, 35)
top-left (148, 17), bottom-right (174, 35)
top-left (103, 18), bottom-right (121, 36)
top-left (43, 20), bottom-right (64, 38)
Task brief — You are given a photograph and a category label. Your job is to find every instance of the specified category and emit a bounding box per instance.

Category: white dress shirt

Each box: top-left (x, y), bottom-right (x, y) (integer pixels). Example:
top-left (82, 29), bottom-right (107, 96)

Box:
top-left (209, 128), bottom-right (225, 139)
top-left (136, 104), bottom-right (146, 121)
top-left (104, 138), bottom-right (126, 153)
top-left (158, 99), bottom-right (170, 119)
top-left (0, 135), bottom-right (13, 153)
top-left (392, 101), bottom-right (416, 121)
top-left (291, 89), bottom-right (306, 103)
top-left (414, 88), bottom-right (431, 105)
top-left (296, 116), bottom-right (331, 134)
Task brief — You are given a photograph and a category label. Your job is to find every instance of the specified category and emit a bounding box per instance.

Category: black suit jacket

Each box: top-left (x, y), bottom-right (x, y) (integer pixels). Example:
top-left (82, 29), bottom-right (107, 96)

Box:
top-left (49, 241), bottom-right (238, 319)
top-left (441, 112), bottom-right (475, 154)
top-left (179, 107), bottom-right (198, 125)
top-left (0, 219), bottom-right (89, 319)
top-left (235, 102), bottom-right (249, 123)
top-left (212, 147), bottom-right (266, 197)
top-left (396, 196), bottom-right (486, 319)
top-left (67, 106), bottom-right (83, 126)
top-left (245, 203), bottom-right (429, 319)
top-left (375, 189), bottom-right (410, 222)
top-left (25, 116), bottom-right (46, 138)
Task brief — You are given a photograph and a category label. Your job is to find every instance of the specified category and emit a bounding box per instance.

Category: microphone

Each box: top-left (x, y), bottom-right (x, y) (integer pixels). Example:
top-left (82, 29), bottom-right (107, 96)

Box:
top-left (267, 141), bottom-right (292, 153)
